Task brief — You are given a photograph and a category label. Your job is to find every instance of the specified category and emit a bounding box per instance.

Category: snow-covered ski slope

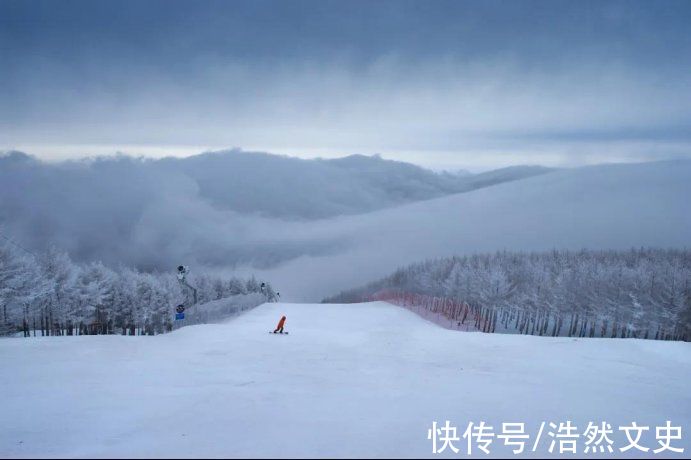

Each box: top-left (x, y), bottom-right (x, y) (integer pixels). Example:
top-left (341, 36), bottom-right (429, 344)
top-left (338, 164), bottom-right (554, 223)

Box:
top-left (1, 302), bottom-right (689, 458)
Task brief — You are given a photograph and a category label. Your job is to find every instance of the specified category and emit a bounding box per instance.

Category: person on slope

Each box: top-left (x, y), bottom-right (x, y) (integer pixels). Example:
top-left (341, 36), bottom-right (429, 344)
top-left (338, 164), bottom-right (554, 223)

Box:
top-left (273, 315), bottom-right (287, 334)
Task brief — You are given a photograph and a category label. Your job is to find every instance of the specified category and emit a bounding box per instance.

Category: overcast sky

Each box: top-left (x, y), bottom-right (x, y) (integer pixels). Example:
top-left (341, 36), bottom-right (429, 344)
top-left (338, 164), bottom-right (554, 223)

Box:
top-left (2, 0), bottom-right (691, 170)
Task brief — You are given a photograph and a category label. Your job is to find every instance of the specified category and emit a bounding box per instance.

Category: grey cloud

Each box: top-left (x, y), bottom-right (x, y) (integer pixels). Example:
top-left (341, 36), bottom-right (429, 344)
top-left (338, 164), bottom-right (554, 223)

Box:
top-left (0, 150), bottom-right (547, 271)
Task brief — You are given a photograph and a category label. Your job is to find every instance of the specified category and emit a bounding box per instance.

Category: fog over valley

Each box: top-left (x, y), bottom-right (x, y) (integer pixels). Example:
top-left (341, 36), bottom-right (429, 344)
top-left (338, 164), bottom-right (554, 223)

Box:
top-left (2, 149), bottom-right (688, 300)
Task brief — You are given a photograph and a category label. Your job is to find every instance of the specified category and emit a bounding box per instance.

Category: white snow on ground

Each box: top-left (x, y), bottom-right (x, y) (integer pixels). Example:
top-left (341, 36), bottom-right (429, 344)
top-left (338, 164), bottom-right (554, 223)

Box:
top-left (1, 302), bottom-right (689, 458)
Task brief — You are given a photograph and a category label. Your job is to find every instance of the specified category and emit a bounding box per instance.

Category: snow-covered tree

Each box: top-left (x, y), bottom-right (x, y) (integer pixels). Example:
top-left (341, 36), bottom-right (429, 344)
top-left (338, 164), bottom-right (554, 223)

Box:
top-left (0, 243), bottom-right (272, 336)
top-left (325, 248), bottom-right (691, 341)
top-left (0, 242), bottom-right (37, 334)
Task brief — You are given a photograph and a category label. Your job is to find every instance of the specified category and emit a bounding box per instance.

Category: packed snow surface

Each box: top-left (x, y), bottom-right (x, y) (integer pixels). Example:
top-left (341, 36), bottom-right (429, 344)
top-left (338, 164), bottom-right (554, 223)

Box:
top-left (1, 302), bottom-right (689, 458)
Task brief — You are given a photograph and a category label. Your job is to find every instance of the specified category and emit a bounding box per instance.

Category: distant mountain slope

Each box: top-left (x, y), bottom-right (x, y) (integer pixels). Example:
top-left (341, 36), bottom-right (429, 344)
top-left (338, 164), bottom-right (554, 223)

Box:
top-left (2, 151), bottom-right (688, 301)
top-left (0, 149), bottom-right (552, 266)
top-left (1, 149), bottom-right (552, 223)
top-left (250, 160), bottom-right (691, 300)
top-left (157, 150), bottom-right (553, 218)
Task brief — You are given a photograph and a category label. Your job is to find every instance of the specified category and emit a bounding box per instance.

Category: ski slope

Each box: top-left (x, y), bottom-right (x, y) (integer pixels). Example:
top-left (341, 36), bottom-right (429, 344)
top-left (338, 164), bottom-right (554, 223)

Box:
top-left (1, 302), bottom-right (689, 458)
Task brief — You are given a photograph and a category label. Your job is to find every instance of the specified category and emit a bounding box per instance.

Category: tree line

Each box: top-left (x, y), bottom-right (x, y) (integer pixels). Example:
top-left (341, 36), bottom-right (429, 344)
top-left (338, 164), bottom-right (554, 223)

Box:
top-left (325, 248), bottom-right (691, 341)
top-left (0, 241), bottom-right (277, 336)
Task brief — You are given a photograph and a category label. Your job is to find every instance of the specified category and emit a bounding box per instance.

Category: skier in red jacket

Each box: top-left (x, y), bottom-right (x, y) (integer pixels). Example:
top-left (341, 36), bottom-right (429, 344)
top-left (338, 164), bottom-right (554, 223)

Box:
top-left (273, 315), bottom-right (286, 334)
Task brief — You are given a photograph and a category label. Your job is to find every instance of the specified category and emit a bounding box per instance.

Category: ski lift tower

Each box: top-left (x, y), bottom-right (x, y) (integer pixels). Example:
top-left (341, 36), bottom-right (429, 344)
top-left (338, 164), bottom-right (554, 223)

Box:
top-left (176, 265), bottom-right (198, 306)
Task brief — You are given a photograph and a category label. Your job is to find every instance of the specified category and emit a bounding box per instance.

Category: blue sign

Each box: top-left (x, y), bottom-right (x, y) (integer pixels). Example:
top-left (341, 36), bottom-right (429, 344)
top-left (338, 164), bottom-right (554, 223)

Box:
top-left (175, 312), bottom-right (185, 320)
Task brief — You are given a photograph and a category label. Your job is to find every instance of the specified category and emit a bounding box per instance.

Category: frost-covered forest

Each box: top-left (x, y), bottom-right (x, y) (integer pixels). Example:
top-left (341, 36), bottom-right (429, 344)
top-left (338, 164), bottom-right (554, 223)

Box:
top-left (0, 241), bottom-right (276, 336)
top-left (325, 248), bottom-right (691, 341)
